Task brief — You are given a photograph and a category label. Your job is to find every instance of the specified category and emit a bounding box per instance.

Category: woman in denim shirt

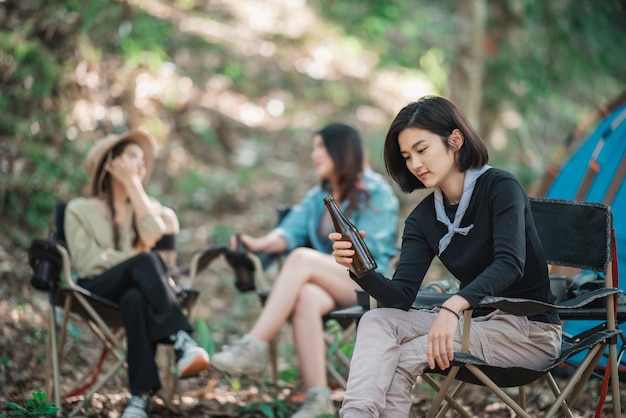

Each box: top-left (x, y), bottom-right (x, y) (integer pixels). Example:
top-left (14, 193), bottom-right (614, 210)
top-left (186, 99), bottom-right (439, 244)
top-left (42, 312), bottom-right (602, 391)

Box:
top-left (212, 123), bottom-right (399, 418)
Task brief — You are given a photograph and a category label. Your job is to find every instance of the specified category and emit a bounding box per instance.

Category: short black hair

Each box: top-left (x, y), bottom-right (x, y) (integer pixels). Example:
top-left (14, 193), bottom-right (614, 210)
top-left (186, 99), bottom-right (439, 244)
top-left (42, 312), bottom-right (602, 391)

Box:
top-left (383, 96), bottom-right (489, 192)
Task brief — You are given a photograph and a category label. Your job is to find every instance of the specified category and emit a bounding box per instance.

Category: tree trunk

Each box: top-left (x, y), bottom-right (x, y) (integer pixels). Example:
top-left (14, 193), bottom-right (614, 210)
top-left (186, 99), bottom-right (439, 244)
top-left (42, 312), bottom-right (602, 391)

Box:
top-left (448, 0), bottom-right (487, 131)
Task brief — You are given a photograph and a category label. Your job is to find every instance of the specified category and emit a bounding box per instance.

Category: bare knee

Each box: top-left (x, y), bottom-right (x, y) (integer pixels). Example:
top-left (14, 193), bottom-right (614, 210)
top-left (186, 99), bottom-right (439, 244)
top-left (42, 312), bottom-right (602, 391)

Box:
top-left (282, 247), bottom-right (322, 271)
top-left (292, 284), bottom-right (330, 322)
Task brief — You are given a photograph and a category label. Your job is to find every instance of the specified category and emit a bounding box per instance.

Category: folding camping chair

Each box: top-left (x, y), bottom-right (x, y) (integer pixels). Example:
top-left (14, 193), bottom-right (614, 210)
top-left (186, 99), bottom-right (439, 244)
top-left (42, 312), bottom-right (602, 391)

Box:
top-left (221, 205), bottom-right (356, 389)
top-left (421, 197), bottom-right (622, 418)
top-left (27, 201), bottom-right (224, 417)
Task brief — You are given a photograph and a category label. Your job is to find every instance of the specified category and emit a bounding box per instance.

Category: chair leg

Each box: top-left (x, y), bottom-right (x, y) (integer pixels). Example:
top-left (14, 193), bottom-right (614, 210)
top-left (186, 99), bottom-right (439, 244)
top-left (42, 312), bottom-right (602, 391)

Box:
top-left (158, 346), bottom-right (182, 414)
top-left (67, 355), bottom-right (127, 418)
top-left (564, 346), bottom-right (605, 409)
top-left (608, 343), bottom-right (622, 417)
top-left (544, 344), bottom-right (605, 417)
top-left (426, 366), bottom-right (463, 418)
top-left (324, 321), bottom-right (356, 389)
top-left (47, 303), bottom-right (62, 417)
top-left (52, 295), bottom-right (128, 416)
top-left (462, 364), bottom-right (531, 418)
top-left (269, 336), bottom-right (279, 383)
top-left (421, 374), bottom-right (472, 418)
top-left (542, 374), bottom-right (575, 418)
top-left (323, 332), bottom-right (348, 390)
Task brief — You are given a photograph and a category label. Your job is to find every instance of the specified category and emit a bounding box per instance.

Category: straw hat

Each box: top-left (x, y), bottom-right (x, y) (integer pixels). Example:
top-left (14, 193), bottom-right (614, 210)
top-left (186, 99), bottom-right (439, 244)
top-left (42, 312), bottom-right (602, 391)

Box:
top-left (84, 129), bottom-right (157, 194)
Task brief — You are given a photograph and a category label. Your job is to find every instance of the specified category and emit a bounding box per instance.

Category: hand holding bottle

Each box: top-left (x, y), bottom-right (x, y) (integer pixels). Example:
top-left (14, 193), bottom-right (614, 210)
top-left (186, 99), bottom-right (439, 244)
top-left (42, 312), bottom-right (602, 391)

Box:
top-left (329, 231), bottom-right (368, 274)
top-left (324, 195), bottom-right (377, 276)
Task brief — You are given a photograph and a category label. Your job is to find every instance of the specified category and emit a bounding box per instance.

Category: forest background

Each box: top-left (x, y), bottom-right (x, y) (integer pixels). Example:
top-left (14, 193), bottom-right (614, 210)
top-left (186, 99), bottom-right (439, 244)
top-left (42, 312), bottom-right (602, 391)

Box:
top-left (1, 0), bottom-right (625, 416)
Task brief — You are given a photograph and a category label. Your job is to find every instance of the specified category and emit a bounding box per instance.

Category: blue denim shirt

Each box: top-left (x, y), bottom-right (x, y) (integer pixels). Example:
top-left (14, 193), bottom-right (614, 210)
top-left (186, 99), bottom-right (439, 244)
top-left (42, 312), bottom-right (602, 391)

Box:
top-left (272, 170), bottom-right (399, 274)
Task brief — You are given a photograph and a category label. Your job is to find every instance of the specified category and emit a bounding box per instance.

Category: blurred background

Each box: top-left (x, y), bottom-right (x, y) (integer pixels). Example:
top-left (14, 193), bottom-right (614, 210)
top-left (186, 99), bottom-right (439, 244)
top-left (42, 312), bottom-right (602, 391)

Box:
top-left (1, 0), bottom-right (625, 411)
top-left (1, 0), bottom-right (624, 253)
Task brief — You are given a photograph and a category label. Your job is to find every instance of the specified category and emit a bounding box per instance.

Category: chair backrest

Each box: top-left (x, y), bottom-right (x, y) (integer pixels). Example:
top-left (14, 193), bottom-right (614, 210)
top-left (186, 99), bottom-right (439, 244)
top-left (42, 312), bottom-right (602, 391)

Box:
top-left (530, 197), bottom-right (613, 273)
top-left (53, 201), bottom-right (68, 246)
top-left (258, 204), bottom-right (310, 270)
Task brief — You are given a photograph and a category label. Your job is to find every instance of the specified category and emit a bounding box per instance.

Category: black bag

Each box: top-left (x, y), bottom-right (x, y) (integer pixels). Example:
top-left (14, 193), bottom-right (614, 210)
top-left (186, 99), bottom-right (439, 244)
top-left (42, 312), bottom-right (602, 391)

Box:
top-left (566, 272), bottom-right (605, 307)
top-left (223, 248), bottom-right (256, 292)
top-left (28, 239), bottom-right (62, 291)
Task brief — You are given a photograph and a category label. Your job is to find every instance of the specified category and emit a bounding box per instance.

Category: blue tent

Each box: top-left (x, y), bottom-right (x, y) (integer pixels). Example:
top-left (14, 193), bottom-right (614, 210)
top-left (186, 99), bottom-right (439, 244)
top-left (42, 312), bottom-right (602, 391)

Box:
top-left (535, 91), bottom-right (626, 369)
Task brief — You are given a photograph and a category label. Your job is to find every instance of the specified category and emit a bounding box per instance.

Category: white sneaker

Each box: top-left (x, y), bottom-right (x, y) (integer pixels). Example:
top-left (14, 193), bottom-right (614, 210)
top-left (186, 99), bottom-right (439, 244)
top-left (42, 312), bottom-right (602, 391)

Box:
top-left (212, 334), bottom-right (268, 375)
top-left (121, 395), bottom-right (149, 418)
top-left (173, 330), bottom-right (210, 378)
top-left (291, 387), bottom-right (335, 418)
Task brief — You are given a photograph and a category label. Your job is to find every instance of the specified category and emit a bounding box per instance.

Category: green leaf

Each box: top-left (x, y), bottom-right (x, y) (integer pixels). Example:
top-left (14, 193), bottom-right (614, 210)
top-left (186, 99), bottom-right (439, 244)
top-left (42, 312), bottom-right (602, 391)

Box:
top-left (193, 318), bottom-right (215, 357)
top-left (5, 402), bottom-right (27, 413)
top-left (257, 403), bottom-right (275, 418)
top-left (230, 377), bottom-right (241, 391)
top-left (37, 405), bottom-right (60, 414)
top-left (31, 391), bottom-right (46, 403)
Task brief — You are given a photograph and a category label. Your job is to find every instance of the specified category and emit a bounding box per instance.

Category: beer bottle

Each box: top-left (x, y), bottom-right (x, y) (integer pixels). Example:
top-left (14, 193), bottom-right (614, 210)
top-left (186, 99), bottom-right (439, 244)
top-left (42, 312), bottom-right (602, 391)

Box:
top-left (323, 195), bottom-right (377, 276)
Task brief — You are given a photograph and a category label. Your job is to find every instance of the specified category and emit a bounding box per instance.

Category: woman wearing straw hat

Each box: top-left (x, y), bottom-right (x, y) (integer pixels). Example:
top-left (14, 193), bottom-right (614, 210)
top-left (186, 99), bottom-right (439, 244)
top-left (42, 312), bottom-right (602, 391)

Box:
top-left (64, 129), bottom-right (210, 418)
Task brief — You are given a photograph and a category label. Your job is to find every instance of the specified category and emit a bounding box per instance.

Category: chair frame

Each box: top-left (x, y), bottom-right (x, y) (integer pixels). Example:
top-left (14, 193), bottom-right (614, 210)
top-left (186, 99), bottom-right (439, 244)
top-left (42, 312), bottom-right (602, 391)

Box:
top-left (422, 197), bottom-right (622, 418)
top-left (330, 197), bottom-right (623, 417)
top-left (28, 201), bottom-right (219, 417)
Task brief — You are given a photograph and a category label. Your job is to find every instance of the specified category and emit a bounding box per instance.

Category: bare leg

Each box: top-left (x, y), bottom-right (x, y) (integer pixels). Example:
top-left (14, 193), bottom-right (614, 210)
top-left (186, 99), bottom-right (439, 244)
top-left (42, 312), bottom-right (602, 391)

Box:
top-left (292, 283), bottom-right (337, 388)
top-left (248, 247), bottom-right (358, 345)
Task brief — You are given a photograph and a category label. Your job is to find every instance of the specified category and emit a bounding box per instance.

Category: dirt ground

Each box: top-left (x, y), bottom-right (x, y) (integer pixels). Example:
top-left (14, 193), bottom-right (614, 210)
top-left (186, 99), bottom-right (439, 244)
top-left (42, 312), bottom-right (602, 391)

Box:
top-left (1, 237), bottom-right (624, 418)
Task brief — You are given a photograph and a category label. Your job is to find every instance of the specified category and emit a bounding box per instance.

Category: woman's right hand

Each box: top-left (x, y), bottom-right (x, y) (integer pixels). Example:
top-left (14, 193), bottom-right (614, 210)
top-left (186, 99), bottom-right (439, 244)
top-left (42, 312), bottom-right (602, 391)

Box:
top-left (127, 241), bottom-right (149, 257)
top-left (107, 154), bottom-right (142, 189)
top-left (329, 231), bottom-right (365, 271)
top-left (230, 233), bottom-right (260, 252)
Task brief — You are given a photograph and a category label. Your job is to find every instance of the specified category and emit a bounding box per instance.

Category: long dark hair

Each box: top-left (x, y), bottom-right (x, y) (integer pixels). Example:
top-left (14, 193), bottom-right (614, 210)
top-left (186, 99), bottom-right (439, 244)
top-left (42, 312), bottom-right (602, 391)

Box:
top-left (384, 96), bottom-right (489, 193)
top-left (317, 123), bottom-right (368, 213)
top-left (92, 139), bottom-right (140, 249)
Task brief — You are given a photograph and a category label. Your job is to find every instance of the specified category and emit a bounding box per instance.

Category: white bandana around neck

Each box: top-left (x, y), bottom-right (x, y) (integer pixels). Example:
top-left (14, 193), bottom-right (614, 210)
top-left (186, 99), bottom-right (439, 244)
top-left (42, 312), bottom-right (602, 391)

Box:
top-left (434, 165), bottom-right (491, 255)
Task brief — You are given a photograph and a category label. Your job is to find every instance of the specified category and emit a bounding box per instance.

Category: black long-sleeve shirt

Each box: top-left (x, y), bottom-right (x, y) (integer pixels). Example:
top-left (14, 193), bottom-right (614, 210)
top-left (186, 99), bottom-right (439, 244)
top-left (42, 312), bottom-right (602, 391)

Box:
top-left (352, 168), bottom-right (560, 324)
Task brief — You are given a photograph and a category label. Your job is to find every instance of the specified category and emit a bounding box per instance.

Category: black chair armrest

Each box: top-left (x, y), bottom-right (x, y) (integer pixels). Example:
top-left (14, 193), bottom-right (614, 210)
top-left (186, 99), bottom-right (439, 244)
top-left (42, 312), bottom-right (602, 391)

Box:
top-left (188, 245), bottom-right (228, 275)
top-left (412, 293), bottom-right (452, 309)
top-left (478, 288), bottom-right (622, 316)
top-left (223, 248), bottom-right (257, 292)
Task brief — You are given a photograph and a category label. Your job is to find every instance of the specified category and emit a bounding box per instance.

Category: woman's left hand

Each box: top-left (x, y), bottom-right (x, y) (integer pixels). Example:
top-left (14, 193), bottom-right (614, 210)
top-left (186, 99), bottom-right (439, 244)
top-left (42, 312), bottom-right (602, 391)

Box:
top-left (426, 294), bottom-right (470, 370)
top-left (427, 309), bottom-right (459, 370)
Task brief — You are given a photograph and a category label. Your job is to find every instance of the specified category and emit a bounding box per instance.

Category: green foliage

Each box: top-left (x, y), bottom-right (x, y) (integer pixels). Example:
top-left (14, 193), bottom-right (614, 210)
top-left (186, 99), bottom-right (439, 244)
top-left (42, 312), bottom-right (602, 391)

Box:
top-left (483, 0), bottom-right (626, 134)
top-left (118, 14), bottom-right (173, 70)
top-left (309, 0), bottom-right (454, 71)
top-left (278, 366), bottom-right (299, 385)
top-left (324, 319), bottom-right (354, 379)
top-left (0, 391), bottom-right (59, 417)
top-left (235, 394), bottom-right (293, 418)
top-left (194, 317), bottom-right (215, 358)
top-left (2, 137), bottom-right (87, 241)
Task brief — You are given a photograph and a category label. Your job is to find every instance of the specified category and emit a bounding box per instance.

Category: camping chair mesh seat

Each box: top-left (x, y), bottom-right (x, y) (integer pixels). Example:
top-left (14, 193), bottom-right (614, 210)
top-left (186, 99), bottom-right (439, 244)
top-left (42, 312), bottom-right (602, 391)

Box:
top-left (27, 201), bottom-right (220, 417)
top-left (420, 197), bottom-right (622, 418)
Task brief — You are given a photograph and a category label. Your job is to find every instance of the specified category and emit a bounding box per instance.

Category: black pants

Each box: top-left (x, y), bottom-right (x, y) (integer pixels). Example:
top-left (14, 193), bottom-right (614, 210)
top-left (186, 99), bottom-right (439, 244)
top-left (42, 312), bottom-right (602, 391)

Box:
top-left (78, 252), bottom-right (192, 395)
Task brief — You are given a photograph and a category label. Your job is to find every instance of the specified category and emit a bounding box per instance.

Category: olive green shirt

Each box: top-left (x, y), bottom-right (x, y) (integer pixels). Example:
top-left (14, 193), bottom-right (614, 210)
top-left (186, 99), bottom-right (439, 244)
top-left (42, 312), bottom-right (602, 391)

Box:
top-left (65, 197), bottom-right (179, 278)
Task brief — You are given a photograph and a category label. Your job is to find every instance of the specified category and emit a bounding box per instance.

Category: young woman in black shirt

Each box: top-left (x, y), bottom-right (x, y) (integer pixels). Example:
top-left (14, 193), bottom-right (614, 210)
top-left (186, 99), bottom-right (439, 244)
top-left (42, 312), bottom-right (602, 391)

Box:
top-left (330, 96), bottom-right (561, 418)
